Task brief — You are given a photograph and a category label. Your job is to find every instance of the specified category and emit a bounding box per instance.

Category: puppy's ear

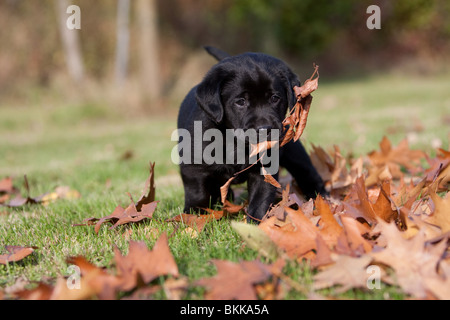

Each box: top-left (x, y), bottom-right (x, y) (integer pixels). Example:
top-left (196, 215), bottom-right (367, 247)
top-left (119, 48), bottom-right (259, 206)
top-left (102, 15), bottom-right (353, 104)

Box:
top-left (204, 46), bottom-right (231, 62)
top-left (196, 67), bottom-right (225, 124)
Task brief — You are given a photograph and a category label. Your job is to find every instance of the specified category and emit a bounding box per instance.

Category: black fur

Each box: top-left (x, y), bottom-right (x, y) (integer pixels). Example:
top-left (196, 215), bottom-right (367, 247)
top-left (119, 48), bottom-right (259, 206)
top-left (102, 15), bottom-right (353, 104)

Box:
top-left (177, 48), bottom-right (326, 222)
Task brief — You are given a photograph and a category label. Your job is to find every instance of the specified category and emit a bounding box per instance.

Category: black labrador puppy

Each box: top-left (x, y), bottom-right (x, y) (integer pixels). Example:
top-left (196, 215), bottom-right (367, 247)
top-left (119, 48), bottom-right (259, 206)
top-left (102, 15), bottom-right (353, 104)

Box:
top-left (176, 47), bottom-right (326, 221)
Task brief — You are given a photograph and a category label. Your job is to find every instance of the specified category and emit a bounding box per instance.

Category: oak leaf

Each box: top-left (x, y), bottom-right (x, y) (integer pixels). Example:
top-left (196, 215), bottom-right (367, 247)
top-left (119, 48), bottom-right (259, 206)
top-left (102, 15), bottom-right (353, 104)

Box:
top-left (368, 136), bottom-right (425, 176)
top-left (75, 162), bottom-right (158, 233)
top-left (196, 259), bottom-right (274, 300)
top-left (114, 233), bottom-right (179, 291)
top-left (315, 195), bottom-right (343, 247)
top-left (259, 206), bottom-right (318, 259)
top-left (313, 254), bottom-right (374, 293)
top-left (426, 191), bottom-right (450, 233)
top-left (370, 219), bottom-right (447, 298)
top-left (0, 246), bottom-right (38, 265)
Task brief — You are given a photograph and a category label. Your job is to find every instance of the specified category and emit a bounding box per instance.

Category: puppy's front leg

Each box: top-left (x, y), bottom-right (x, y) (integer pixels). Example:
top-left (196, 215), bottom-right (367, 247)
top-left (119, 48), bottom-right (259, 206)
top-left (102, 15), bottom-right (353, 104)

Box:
top-left (247, 170), bottom-right (277, 222)
top-left (280, 140), bottom-right (327, 198)
top-left (180, 166), bottom-right (220, 214)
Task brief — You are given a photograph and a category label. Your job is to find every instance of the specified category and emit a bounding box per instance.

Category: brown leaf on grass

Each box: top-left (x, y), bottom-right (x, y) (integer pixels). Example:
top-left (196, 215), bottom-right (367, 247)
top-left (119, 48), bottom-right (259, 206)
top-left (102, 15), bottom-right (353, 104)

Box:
top-left (19, 235), bottom-right (179, 300)
top-left (75, 162), bottom-right (158, 233)
top-left (0, 177), bottom-right (14, 194)
top-left (313, 254), bottom-right (374, 293)
top-left (167, 200), bottom-right (244, 233)
top-left (0, 246), bottom-right (38, 265)
top-left (167, 211), bottom-right (221, 233)
top-left (265, 185), bottom-right (294, 221)
top-left (39, 186), bottom-right (82, 206)
top-left (196, 259), bottom-right (274, 300)
top-left (16, 283), bottom-right (54, 300)
top-left (1, 176), bottom-right (80, 208)
top-left (370, 219), bottom-right (447, 298)
top-left (309, 144), bottom-right (334, 183)
top-left (423, 260), bottom-right (450, 300)
top-left (343, 175), bottom-right (399, 225)
top-left (368, 136), bottom-right (425, 176)
top-left (425, 148), bottom-right (450, 191)
top-left (57, 256), bottom-right (121, 300)
top-left (426, 191), bottom-right (450, 233)
top-left (309, 145), bottom-right (362, 192)
top-left (343, 176), bottom-right (377, 224)
top-left (339, 215), bottom-right (373, 254)
top-left (315, 195), bottom-right (343, 247)
top-left (135, 162), bottom-right (156, 211)
top-left (372, 180), bottom-right (398, 223)
top-left (259, 206), bottom-right (318, 259)
top-left (76, 200), bottom-right (158, 234)
top-left (0, 177), bottom-right (17, 204)
top-left (310, 234), bottom-right (334, 268)
top-left (114, 234), bottom-right (179, 291)
top-left (4, 175), bottom-right (40, 207)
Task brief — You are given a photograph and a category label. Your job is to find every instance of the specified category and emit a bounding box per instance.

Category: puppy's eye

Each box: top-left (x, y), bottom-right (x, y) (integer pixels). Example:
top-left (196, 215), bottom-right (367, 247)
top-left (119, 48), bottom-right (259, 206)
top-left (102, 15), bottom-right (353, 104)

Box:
top-left (235, 98), bottom-right (247, 107)
top-left (270, 95), bottom-right (281, 104)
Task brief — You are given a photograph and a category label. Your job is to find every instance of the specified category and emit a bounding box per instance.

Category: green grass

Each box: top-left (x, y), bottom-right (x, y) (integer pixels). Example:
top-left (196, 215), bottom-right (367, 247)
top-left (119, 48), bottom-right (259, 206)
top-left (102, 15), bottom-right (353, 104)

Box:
top-left (1, 72), bottom-right (449, 299)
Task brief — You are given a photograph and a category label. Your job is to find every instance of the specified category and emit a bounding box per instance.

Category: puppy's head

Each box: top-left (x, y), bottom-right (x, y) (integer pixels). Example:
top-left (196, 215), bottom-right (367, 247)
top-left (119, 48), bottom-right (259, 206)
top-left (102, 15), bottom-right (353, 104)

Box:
top-left (196, 53), bottom-right (300, 138)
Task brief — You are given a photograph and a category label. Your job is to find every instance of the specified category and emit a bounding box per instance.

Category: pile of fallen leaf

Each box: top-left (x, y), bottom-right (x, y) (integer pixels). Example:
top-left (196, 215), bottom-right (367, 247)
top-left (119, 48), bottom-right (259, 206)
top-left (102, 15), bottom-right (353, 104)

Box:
top-left (1, 137), bottom-right (449, 300)
top-left (1, 65), bottom-right (449, 299)
top-left (0, 175), bottom-right (80, 209)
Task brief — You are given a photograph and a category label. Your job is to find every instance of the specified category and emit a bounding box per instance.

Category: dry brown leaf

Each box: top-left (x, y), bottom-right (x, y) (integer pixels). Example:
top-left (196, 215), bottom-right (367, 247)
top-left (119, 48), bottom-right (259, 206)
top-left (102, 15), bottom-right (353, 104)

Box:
top-left (259, 206), bottom-right (318, 259)
top-left (425, 148), bottom-right (450, 190)
top-left (250, 140), bottom-right (279, 158)
top-left (136, 162), bottom-right (156, 211)
top-left (167, 200), bottom-right (244, 233)
top-left (74, 162), bottom-right (158, 233)
top-left (313, 254), bottom-right (374, 293)
top-left (0, 177), bottom-right (16, 204)
top-left (368, 136), bottom-right (425, 176)
top-left (315, 195), bottom-right (343, 247)
top-left (265, 184), bottom-right (294, 221)
top-left (426, 191), bottom-right (450, 233)
top-left (220, 176), bottom-right (235, 204)
top-left (114, 233), bottom-right (179, 291)
top-left (261, 166), bottom-right (281, 189)
top-left (372, 180), bottom-right (398, 223)
top-left (219, 66), bottom-right (319, 195)
top-left (370, 219), bottom-right (447, 298)
top-left (0, 246), bottom-right (38, 265)
top-left (58, 256), bottom-right (121, 300)
top-left (294, 64), bottom-right (319, 98)
top-left (196, 259), bottom-right (273, 300)
top-left (83, 201), bottom-right (158, 234)
top-left (343, 176), bottom-right (377, 224)
top-left (340, 215), bottom-right (373, 254)
top-left (166, 211), bottom-right (220, 233)
top-left (310, 234), bottom-right (334, 268)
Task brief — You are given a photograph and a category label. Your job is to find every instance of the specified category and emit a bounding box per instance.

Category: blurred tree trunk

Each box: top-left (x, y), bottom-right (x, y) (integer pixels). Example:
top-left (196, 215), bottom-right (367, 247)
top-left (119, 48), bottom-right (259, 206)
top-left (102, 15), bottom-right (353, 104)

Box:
top-left (136, 0), bottom-right (161, 104)
top-left (56, 0), bottom-right (84, 83)
top-left (115, 0), bottom-right (130, 86)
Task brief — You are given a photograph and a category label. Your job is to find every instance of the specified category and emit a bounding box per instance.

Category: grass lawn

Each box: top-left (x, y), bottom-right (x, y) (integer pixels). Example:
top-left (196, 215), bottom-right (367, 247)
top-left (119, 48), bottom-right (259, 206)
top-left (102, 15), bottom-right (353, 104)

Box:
top-left (0, 72), bottom-right (449, 299)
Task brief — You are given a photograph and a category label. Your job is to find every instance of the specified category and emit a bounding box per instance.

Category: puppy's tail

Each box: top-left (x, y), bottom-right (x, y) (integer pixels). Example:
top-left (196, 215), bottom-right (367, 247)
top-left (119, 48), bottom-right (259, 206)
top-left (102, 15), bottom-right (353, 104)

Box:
top-left (204, 46), bottom-right (231, 61)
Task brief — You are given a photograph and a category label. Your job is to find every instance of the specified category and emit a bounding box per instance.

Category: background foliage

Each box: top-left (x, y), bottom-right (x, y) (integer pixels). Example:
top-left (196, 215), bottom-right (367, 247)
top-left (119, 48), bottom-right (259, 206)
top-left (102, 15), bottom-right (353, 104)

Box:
top-left (1, 0), bottom-right (449, 109)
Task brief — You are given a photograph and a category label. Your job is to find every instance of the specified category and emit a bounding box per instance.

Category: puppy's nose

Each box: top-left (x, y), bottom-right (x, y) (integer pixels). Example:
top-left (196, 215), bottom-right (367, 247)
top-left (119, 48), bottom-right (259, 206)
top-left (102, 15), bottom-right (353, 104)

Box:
top-left (256, 125), bottom-right (273, 140)
top-left (256, 125), bottom-right (272, 132)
